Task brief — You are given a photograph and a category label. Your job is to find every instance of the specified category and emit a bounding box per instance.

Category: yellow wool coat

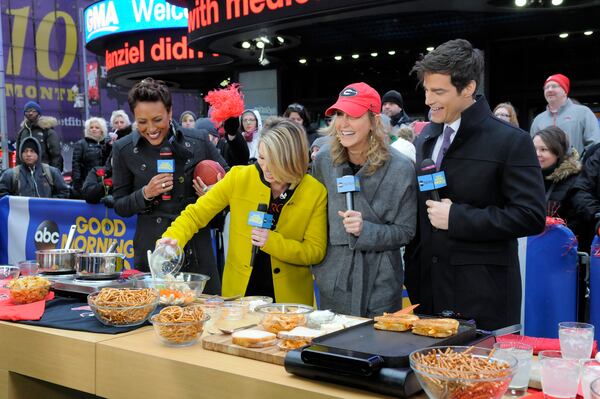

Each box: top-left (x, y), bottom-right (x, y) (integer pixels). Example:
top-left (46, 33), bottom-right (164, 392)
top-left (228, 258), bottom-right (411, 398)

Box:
top-left (162, 165), bottom-right (328, 305)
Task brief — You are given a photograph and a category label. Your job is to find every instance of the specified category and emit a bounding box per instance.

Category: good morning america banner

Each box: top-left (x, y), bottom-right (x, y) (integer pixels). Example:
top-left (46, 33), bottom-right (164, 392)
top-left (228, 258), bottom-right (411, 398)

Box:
top-left (0, 196), bottom-right (136, 269)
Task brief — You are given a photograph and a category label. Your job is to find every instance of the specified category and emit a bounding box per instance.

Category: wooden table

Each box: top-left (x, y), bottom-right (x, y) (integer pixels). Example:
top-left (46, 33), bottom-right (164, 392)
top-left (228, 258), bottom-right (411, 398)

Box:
top-left (0, 319), bottom-right (536, 399)
top-left (0, 321), bottom-right (143, 398)
top-left (0, 320), bottom-right (402, 398)
top-left (96, 327), bottom-right (397, 399)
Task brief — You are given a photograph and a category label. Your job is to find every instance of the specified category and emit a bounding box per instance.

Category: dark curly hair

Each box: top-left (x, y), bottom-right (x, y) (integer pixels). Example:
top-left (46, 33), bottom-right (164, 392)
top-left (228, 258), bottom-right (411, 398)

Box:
top-left (411, 39), bottom-right (484, 95)
top-left (127, 77), bottom-right (172, 112)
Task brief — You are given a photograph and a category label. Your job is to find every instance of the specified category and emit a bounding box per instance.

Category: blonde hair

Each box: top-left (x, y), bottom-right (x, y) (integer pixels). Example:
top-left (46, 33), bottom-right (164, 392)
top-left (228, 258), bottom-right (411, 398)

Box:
top-left (259, 118), bottom-right (309, 187)
top-left (493, 102), bottom-right (519, 127)
top-left (110, 110), bottom-right (131, 128)
top-left (84, 117), bottom-right (108, 138)
top-left (319, 112), bottom-right (389, 175)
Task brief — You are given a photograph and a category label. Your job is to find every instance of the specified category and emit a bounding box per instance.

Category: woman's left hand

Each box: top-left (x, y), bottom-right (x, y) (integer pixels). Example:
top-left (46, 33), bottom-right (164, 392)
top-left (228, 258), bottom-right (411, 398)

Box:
top-left (193, 173), bottom-right (223, 197)
top-left (251, 227), bottom-right (269, 248)
top-left (338, 210), bottom-right (363, 237)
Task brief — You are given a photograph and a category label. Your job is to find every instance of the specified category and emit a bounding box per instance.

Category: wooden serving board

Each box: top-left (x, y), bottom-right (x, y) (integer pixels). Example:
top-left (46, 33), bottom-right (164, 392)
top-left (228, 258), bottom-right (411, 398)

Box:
top-left (202, 332), bottom-right (287, 365)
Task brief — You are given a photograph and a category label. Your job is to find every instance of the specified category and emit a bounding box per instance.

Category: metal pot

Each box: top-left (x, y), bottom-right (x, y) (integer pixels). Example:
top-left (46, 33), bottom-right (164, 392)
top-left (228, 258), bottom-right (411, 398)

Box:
top-left (75, 253), bottom-right (125, 279)
top-left (36, 249), bottom-right (84, 273)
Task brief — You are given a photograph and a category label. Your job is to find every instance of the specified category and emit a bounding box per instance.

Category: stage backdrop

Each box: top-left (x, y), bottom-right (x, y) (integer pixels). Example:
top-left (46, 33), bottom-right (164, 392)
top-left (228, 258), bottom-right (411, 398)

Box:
top-left (0, 196), bottom-right (136, 269)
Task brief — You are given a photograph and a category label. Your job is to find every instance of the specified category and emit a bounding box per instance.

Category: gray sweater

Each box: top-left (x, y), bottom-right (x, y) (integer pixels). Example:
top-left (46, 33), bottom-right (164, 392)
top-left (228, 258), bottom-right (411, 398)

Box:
top-left (530, 98), bottom-right (600, 153)
top-left (311, 146), bottom-right (417, 317)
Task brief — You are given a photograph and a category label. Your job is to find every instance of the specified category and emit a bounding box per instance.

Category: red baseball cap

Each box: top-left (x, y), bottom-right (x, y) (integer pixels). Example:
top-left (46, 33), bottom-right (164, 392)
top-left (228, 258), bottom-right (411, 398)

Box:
top-left (325, 82), bottom-right (381, 117)
top-left (544, 74), bottom-right (570, 94)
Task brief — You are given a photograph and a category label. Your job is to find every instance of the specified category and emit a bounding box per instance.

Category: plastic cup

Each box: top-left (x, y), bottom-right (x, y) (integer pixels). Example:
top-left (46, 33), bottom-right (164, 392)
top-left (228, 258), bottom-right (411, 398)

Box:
top-left (559, 322), bottom-right (595, 360)
top-left (539, 350), bottom-right (580, 399)
top-left (591, 377), bottom-right (600, 399)
top-left (493, 342), bottom-right (533, 396)
top-left (581, 360), bottom-right (600, 399)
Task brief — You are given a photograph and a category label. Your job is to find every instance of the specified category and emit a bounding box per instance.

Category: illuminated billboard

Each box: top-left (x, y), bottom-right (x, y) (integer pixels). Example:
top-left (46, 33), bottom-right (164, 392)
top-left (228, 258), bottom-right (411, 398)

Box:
top-left (84, 0), bottom-right (188, 43)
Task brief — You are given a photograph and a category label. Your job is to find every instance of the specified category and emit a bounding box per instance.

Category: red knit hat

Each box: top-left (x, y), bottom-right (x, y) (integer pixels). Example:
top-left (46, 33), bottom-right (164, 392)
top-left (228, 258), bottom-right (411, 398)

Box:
top-left (325, 82), bottom-right (381, 117)
top-left (544, 74), bottom-right (570, 94)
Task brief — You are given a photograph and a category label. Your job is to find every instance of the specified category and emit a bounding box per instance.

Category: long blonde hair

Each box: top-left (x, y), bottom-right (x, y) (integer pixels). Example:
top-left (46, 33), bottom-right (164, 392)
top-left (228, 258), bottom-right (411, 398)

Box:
top-left (320, 112), bottom-right (389, 175)
top-left (259, 118), bottom-right (309, 187)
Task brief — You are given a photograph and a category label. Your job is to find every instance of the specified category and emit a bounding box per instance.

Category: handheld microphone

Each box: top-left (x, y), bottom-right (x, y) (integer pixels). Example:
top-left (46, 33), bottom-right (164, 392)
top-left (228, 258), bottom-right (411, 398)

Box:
top-left (157, 146), bottom-right (175, 201)
top-left (417, 158), bottom-right (447, 202)
top-left (336, 167), bottom-right (360, 211)
top-left (247, 203), bottom-right (273, 267)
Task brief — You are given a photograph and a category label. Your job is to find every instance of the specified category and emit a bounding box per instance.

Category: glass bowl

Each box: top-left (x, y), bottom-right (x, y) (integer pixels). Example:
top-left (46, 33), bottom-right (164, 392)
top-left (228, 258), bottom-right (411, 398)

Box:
top-left (8, 276), bottom-right (51, 304)
top-left (87, 288), bottom-right (159, 327)
top-left (234, 296), bottom-right (273, 312)
top-left (17, 260), bottom-right (39, 276)
top-left (220, 302), bottom-right (249, 320)
top-left (255, 303), bottom-right (314, 334)
top-left (130, 272), bottom-right (210, 306)
top-left (307, 309), bottom-right (336, 329)
top-left (409, 346), bottom-right (517, 399)
top-left (150, 243), bottom-right (184, 278)
top-left (0, 265), bottom-right (20, 286)
top-left (150, 311), bottom-right (210, 347)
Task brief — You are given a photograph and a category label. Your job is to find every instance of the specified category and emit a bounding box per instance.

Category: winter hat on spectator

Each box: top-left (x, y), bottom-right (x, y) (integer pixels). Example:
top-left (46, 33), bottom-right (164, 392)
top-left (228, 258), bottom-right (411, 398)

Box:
top-left (544, 74), bottom-right (570, 94)
top-left (21, 137), bottom-right (40, 155)
top-left (179, 110), bottom-right (197, 124)
top-left (23, 101), bottom-right (42, 114)
top-left (382, 90), bottom-right (404, 109)
top-left (195, 117), bottom-right (219, 138)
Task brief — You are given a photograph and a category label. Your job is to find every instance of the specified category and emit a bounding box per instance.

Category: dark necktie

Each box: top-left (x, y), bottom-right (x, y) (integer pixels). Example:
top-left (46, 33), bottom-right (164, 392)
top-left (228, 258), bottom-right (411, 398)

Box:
top-left (435, 126), bottom-right (454, 170)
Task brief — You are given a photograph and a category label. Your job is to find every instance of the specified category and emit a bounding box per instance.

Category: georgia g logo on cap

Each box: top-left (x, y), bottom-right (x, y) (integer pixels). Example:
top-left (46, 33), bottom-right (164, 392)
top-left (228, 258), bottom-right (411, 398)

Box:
top-left (341, 87), bottom-right (358, 97)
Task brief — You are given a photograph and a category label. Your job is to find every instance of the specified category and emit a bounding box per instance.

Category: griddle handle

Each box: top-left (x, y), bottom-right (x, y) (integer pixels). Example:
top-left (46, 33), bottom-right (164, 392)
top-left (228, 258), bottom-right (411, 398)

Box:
top-left (300, 345), bottom-right (385, 377)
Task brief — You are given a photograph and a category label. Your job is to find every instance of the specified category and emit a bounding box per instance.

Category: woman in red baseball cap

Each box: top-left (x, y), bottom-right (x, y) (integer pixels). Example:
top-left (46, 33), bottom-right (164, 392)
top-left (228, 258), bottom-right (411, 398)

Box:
top-left (311, 82), bottom-right (418, 317)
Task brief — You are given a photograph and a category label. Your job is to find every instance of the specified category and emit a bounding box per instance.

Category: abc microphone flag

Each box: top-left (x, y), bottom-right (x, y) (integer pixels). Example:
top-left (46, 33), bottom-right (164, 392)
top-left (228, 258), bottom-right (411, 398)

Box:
top-left (157, 146), bottom-right (175, 201)
top-left (248, 204), bottom-right (273, 267)
top-left (417, 158), bottom-right (447, 201)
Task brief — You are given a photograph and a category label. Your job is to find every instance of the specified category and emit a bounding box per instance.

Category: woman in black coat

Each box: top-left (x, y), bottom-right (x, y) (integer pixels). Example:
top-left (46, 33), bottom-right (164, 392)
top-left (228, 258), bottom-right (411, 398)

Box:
top-left (112, 78), bottom-right (228, 294)
top-left (71, 117), bottom-right (110, 198)
top-left (532, 127), bottom-right (584, 237)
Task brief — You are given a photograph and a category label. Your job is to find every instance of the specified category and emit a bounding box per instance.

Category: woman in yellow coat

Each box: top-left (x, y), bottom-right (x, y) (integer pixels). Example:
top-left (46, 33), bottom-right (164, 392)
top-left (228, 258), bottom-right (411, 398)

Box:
top-left (159, 118), bottom-right (327, 305)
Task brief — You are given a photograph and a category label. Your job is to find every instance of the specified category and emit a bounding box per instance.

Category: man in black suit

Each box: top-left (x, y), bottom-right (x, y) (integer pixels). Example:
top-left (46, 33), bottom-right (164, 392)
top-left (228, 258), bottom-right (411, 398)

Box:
top-left (404, 39), bottom-right (546, 330)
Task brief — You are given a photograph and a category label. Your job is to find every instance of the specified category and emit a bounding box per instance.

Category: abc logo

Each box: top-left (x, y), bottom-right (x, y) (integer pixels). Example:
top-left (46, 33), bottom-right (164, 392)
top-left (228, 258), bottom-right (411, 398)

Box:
top-left (34, 220), bottom-right (60, 250)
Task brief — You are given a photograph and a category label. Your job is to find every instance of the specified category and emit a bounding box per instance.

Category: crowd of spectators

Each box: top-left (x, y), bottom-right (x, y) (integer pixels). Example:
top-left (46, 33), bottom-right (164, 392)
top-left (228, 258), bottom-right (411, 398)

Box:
top-left (1, 39), bottom-right (599, 330)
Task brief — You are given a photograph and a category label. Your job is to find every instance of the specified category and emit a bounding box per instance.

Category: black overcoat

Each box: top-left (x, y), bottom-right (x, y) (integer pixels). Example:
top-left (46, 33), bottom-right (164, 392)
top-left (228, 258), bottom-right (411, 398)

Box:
top-left (112, 124), bottom-right (228, 295)
top-left (404, 96), bottom-right (546, 330)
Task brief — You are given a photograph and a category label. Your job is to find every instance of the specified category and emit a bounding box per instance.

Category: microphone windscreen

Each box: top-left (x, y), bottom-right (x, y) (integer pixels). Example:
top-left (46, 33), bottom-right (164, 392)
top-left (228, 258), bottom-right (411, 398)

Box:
top-left (342, 167), bottom-right (353, 176)
top-left (257, 203), bottom-right (268, 212)
top-left (419, 158), bottom-right (436, 175)
top-left (159, 146), bottom-right (173, 157)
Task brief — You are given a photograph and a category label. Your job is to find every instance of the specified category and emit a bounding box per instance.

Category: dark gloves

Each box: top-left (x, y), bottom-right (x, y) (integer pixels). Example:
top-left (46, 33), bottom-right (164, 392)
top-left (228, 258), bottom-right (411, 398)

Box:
top-left (100, 195), bottom-right (114, 208)
top-left (223, 117), bottom-right (240, 137)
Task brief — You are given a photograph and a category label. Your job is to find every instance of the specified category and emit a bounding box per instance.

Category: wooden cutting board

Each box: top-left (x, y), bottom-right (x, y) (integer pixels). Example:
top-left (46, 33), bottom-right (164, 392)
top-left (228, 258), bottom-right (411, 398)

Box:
top-left (202, 331), bottom-right (288, 365)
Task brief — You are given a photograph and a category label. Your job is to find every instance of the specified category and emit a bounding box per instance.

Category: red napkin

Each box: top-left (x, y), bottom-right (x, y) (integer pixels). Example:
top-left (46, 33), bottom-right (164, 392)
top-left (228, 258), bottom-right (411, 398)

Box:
top-left (121, 269), bottom-right (143, 279)
top-left (0, 288), bottom-right (55, 321)
top-left (497, 334), bottom-right (598, 356)
top-left (520, 392), bottom-right (544, 399)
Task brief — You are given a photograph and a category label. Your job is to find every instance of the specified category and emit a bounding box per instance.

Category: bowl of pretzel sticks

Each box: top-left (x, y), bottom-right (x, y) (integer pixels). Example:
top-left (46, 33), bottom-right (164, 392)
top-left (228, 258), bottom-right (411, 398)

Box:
top-left (87, 288), bottom-right (159, 327)
top-left (150, 305), bottom-right (209, 347)
top-left (409, 346), bottom-right (517, 399)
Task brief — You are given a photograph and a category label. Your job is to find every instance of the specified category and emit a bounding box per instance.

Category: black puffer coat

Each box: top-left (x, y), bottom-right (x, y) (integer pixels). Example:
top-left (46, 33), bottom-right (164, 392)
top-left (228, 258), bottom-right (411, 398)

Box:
top-left (71, 136), bottom-right (110, 197)
top-left (543, 151), bottom-right (582, 233)
top-left (112, 124), bottom-right (228, 294)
